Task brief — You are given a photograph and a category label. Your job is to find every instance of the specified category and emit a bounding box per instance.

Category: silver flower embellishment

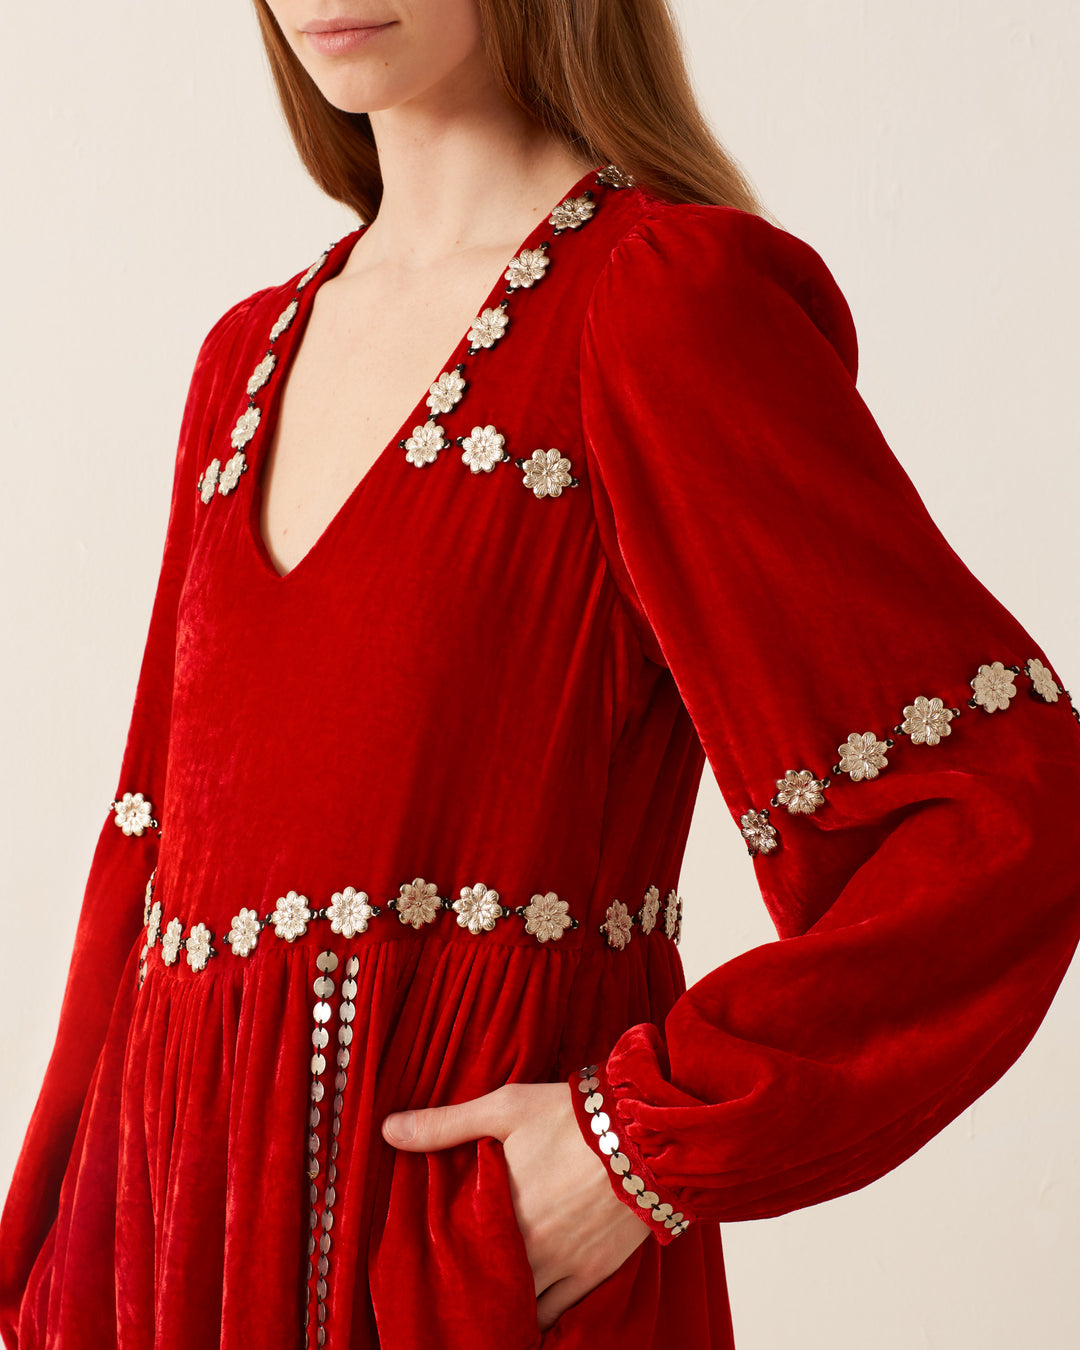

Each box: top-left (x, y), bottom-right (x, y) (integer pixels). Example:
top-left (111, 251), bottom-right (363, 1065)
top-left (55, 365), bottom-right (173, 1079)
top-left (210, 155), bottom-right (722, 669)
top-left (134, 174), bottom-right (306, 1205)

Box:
top-left (296, 251), bottom-right (329, 289)
top-left (901, 695), bottom-right (954, 746)
top-left (269, 298), bottom-right (299, 342)
top-left (837, 732), bottom-right (890, 782)
top-left (143, 871), bottom-right (156, 926)
top-left (1026, 657), bottom-right (1060, 703)
top-left (231, 405), bottom-right (261, 450)
top-left (601, 899), bottom-right (633, 950)
top-left (466, 306), bottom-right (509, 351)
top-left (460, 424), bottom-right (506, 473)
top-left (663, 890), bottom-right (681, 942)
top-left (395, 877), bottom-right (443, 929)
top-left (971, 661), bottom-right (1017, 713)
top-left (774, 769), bottom-right (826, 815)
top-left (198, 459), bottom-right (221, 504)
top-left (228, 907), bottom-right (261, 957)
top-left (521, 448), bottom-right (573, 499)
top-left (426, 368), bottom-right (466, 416)
top-left (246, 352), bottom-right (276, 397)
top-left (639, 885), bottom-right (661, 935)
top-left (218, 451), bottom-right (247, 495)
top-left (549, 195), bottom-right (596, 232)
top-left (161, 918), bottom-right (183, 966)
top-left (504, 246), bottom-right (550, 290)
top-left (327, 886), bottom-right (373, 939)
top-left (186, 922), bottom-right (213, 972)
top-left (402, 420), bottom-right (446, 467)
top-left (146, 900), bottom-right (163, 948)
top-left (521, 891), bottom-right (571, 943)
top-left (270, 889), bottom-right (311, 941)
top-left (740, 809), bottom-right (779, 856)
top-left (112, 791), bottom-right (156, 836)
top-left (453, 883), bottom-right (504, 935)
top-left (597, 165), bottom-right (635, 190)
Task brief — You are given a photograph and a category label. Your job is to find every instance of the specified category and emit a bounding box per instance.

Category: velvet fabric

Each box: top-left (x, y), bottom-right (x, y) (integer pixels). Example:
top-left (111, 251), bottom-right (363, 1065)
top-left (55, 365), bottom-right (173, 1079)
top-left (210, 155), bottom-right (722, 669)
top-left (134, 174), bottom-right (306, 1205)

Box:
top-left (2, 164), bottom-right (1078, 1350)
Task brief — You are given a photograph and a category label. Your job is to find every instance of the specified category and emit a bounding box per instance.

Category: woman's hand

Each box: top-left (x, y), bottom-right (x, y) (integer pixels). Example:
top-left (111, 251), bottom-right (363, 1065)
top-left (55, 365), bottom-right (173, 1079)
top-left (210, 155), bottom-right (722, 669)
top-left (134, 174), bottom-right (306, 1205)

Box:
top-left (382, 1081), bottom-right (651, 1329)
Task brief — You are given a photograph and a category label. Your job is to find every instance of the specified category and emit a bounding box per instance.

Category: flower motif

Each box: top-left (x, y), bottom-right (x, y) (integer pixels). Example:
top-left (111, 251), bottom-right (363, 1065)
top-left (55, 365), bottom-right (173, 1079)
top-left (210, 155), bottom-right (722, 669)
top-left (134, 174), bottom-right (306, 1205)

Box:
top-left (1026, 657), bottom-right (1060, 703)
top-left (970, 661), bottom-right (1017, 713)
top-left (296, 251), bottom-right (329, 289)
top-left (601, 899), bottom-right (633, 950)
top-left (504, 246), bottom-right (550, 290)
top-left (837, 731), bottom-right (890, 782)
top-left (638, 885), bottom-right (661, 935)
top-left (161, 918), bottom-right (183, 966)
top-left (231, 405), bottom-right (261, 450)
top-left (548, 194), bottom-right (596, 232)
top-left (596, 165), bottom-right (635, 189)
top-left (774, 769), bottom-right (826, 815)
top-left (269, 298), bottom-right (299, 342)
top-left (327, 886), bottom-right (373, 938)
top-left (186, 922), bottom-right (213, 972)
top-left (143, 871), bottom-right (156, 926)
top-left (453, 883), bottom-right (504, 935)
top-left (426, 368), bottom-right (466, 415)
top-left (198, 459), bottom-right (221, 503)
top-left (663, 890), bottom-right (681, 942)
top-left (218, 451), bottom-right (247, 495)
top-left (395, 877), bottom-right (443, 929)
top-left (521, 448), bottom-right (573, 498)
top-left (228, 907), bottom-right (262, 957)
top-left (402, 420), bottom-right (446, 467)
top-left (901, 695), bottom-right (954, 746)
top-left (146, 900), bottom-right (162, 948)
top-left (270, 889), bottom-right (311, 941)
top-left (246, 352), bottom-right (276, 397)
top-left (740, 808), bottom-right (778, 856)
top-left (521, 891), bottom-right (571, 943)
top-left (112, 791), bottom-right (156, 836)
top-left (466, 306), bottom-right (509, 351)
top-left (460, 424), bottom-right (506, 473)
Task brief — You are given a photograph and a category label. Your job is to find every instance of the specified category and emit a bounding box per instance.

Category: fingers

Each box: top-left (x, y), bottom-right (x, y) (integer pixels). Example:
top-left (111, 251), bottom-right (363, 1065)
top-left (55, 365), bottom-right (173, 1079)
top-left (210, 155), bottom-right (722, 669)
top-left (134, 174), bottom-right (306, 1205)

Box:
top-left (381, 1085), bottom-right (515, 1151)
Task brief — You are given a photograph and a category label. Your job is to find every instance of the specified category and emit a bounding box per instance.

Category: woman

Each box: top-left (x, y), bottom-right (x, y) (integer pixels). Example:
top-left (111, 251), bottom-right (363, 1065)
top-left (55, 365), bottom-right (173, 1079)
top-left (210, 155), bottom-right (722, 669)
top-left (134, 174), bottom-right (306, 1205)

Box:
top-left (2, 2), bottom-right (1078, 1348)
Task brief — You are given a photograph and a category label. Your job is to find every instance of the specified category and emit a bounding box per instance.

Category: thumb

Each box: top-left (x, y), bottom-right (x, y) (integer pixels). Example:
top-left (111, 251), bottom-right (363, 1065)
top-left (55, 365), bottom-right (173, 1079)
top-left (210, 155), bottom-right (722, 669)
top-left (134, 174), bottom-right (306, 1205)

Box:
top-left (382, 1089), bottom-right (508, 1151)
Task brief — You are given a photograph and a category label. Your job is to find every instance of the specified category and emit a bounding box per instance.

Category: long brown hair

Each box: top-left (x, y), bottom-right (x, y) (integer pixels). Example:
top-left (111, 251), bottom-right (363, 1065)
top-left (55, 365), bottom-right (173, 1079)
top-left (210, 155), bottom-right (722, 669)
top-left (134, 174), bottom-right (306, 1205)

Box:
top-left (251, 0), bottom-right (766, 223)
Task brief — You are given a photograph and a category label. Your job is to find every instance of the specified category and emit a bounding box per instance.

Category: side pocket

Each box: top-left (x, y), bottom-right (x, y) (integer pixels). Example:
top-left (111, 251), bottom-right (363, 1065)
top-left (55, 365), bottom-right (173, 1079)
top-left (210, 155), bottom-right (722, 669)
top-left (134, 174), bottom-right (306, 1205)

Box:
top-left (369, 1135), bottom-right (543, 1350)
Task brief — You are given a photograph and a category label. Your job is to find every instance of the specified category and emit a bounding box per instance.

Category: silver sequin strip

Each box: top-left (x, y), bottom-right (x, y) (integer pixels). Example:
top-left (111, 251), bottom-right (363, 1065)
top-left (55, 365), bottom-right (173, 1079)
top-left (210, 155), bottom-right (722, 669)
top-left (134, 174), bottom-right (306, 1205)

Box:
top-left (575, 1065), bottom-right (688, 1236)
top-left (740, 656), bottom-right (1078, 858)
top-left (306, 950), bottom-right (338, 1346)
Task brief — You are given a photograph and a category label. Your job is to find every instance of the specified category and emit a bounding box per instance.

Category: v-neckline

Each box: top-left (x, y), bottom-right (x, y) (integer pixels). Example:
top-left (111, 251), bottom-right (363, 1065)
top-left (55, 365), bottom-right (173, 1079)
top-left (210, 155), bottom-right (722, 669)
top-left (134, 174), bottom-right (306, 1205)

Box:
top-left (244, 163), bottom-right (607, 584)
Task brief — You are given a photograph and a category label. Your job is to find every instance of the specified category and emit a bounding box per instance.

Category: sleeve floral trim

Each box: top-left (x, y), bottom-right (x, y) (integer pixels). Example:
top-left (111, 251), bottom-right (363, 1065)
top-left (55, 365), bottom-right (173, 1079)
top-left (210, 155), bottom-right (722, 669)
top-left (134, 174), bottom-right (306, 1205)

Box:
top-left (567, 1061), bottom-right (693, 1245)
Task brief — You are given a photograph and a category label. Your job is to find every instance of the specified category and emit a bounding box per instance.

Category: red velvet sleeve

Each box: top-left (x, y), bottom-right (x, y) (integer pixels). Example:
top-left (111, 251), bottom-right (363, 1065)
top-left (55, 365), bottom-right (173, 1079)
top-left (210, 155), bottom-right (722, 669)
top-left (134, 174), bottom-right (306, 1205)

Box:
top-left (571, 200), bottom-right (1080, 1236)
top-left (0, 287), bottom-right (271, 1346)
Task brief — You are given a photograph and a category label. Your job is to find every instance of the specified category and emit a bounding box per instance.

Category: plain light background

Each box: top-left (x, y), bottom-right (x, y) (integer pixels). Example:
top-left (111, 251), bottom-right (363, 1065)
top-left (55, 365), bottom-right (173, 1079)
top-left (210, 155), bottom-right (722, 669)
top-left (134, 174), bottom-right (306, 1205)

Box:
top-left (2, 2), bottom-right (1077, 1346)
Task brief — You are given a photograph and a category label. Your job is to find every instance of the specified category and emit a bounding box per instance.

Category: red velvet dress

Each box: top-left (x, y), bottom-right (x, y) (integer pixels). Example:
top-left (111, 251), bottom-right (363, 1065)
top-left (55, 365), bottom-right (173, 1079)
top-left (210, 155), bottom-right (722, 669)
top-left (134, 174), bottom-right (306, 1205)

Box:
top-left (3, 163), bottom-right (1079, 1350)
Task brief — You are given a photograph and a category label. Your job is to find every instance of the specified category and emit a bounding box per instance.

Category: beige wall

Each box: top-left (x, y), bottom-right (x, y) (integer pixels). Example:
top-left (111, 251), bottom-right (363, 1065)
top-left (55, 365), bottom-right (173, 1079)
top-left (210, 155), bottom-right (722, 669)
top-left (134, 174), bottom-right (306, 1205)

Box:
top-left (2, 2), bottom-right (1077, 1345)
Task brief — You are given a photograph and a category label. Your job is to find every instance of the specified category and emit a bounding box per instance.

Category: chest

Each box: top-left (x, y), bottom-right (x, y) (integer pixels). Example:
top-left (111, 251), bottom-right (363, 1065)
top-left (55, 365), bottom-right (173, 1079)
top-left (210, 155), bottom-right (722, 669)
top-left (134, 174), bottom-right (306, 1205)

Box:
top-left (257, 249), bottom-right (527, 577)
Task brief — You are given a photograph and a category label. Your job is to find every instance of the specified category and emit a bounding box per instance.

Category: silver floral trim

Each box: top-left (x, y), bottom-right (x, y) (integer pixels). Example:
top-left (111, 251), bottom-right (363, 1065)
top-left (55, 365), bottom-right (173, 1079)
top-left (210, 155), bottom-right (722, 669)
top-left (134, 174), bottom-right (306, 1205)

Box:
top-left (425, 367), bottom-right (467, 416)
top-left (504, 245), bottom-right (550, 291)
top-left (296, 250), bottom-right (330, 290)
top-left (246, 352), bottom-right (277, 397)
top-left (459, 424), bottom-right (506, 473)
top-left (518, 448), bottom-right (576, 498)
top-left (596, 164), bottom-right (636, 190)
top-left (401, 419), bottom-right (447, 468)
top-left (110, 791), bottom-right (158, 837)
top-left (269, 298), bottom-right (299, 343)
top-left (549, 193), bottom-right (596, 233)
top-left (747, 655), bottom-right (1077, 859)
top-left (141, 877), bottom-right (680, 976)
top-left (466, 304), bottom-right (509, 352)
top-left (218, 450), bottom-right (247, 495)
top-left (230, 405), bottom-right (261, 451)
top-left (575, 1065), bottom-right (689, 1236)
top-left (197, 459), bottom-right (221, 504)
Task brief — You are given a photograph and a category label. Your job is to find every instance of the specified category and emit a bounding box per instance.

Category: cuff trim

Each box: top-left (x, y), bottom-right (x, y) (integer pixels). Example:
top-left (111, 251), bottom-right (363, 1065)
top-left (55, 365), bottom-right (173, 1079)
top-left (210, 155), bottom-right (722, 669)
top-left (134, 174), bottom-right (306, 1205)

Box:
top-left (569, 1062), bottom-right (691, 1242)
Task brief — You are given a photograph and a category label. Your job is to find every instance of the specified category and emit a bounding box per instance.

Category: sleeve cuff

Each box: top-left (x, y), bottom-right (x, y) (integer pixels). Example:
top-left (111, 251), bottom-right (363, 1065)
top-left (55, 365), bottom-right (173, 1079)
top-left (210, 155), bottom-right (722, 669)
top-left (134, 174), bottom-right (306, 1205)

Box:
top-left (567, 1061), bottom-right (693, 1244)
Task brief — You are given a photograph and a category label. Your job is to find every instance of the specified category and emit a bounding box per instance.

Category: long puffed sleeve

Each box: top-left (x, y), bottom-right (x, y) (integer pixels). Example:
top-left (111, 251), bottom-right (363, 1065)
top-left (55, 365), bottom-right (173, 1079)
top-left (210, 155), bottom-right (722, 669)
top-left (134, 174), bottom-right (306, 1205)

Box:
top-left (0, 287), bottom-right (271, 1346)
top-left (568, 201), bottom-right (1080, 1240)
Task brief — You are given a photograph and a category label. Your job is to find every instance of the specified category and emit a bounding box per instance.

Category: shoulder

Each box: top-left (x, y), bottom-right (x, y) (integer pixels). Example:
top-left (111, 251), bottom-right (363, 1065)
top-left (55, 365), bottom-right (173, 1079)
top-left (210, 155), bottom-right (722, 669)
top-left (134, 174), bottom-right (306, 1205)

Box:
top-left (588, 196), bottom-right (859, 381)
